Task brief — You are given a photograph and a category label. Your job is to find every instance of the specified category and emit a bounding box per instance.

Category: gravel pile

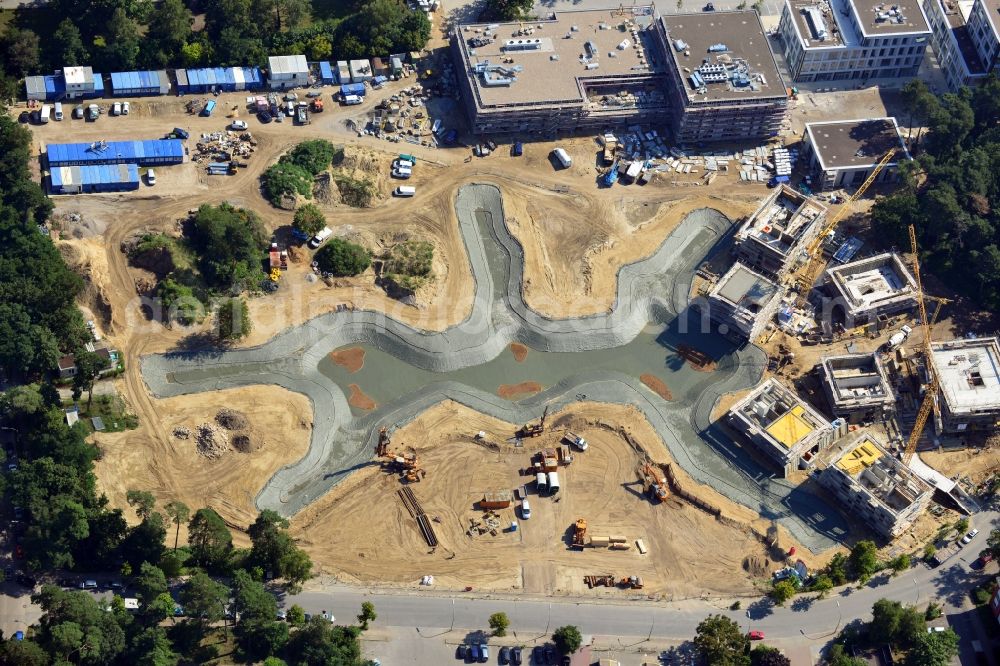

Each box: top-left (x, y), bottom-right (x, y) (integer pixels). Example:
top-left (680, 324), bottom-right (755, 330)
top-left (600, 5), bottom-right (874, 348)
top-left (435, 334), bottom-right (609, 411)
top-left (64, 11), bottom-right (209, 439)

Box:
top-left (231, 432), bottom-right (263, 453)
top-left (196, 423), bottom-right (230, 458)
top-left (215, 408), bottom-right (250, 431)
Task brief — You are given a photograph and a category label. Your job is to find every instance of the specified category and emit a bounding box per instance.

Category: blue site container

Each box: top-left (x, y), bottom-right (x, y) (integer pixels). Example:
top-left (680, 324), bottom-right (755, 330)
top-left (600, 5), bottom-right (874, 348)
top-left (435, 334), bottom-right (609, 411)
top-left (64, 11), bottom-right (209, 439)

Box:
top-left (47, 140), bottom-right (184, 167)
top-left (340, 82), bottom-right (365, 97)
top-left (319, 61), bottom-right (335, 84)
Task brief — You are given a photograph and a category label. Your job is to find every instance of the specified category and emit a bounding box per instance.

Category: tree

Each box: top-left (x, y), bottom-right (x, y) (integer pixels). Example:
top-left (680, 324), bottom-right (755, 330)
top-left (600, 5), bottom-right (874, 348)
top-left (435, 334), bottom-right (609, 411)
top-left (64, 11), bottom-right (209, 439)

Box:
top-left (827, 644), bottom-right (866, 666)
top-left (905, 629), bottom-right (959, 666)
top-left (52, 19), bottom-right (88, 67)
top-left (134, 562), bottom-right (169, 606)
top-left (217, 296), bottom-right (253, 342)
top-left (2, 28), bottom-right (41, 77)
top-left (488, 611), bottom-right (509, 637)
top-left (121, 510), bottom-right (168, 572)
top-left (164, 501), bottom-right (190, 552)
top-left (314, 238), bottom-right (372, 277)
top-left (72, 349), bottom-right (107, 406)
top-left (232, 569), bottom-right (288, 660)
top-left (483, 0), bottom-right (533, 20)
top-left (127, 490), bottom-right (157, 521)
top-left (770, 580), bottom-right (796, 606)
top-left (125, 626), bottom-right (180, 666)
top-left (285, 619), bottom-right (363, 665)
top-left (293, 203), bottom-right (326, 238)
top-left (751, 645), bottom-right (790, 666)
top-left (693, 615), bottom-right (749, 666)
top-left (188, 508), bottom-right (233, 572)
top-left (253, 0), bottom-right (312, 32)
top-left (987, 528), bottom-right (1000, 559)
top-left (870, 599), bottom-right (925, 647)
top-left (248, 509), bottom-right (313, 588)
top-left (179, 572), bottom-right (229, 635)
top-left (888, 554), bottom-right (911, 575)
top-left (849, 541), bottom-right (879, 583)
top-left (100, 8), bottom-right (143, 71)
top-left (261, 161), bottom-right (313, 203)
top-left (552, 625), bottom-right (583, 655)
top-left (32, 585), bottom-right (127, 664)
top-left (282, 140), bottom-right (339, 175)
top-left (147, 0), bottom-right (194, 65)
top-left (811, 574), bottom-right (833, 598)
top-left (954, 518), bottom-right (969, 534)
top-left (188, 203), bottom-right (267, 291)
top-left (286, 604), bottom-right (306, 627)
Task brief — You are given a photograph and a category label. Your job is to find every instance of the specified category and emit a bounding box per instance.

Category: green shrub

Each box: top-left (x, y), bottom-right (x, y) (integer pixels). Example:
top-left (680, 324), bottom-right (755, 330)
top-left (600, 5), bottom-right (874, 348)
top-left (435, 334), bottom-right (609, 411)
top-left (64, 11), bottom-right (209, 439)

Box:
top-left (282, 140), bottom-right (341, 175)
top-left (216, 296), bottom-right (252, 341)
top-left (315, 238), bottom-right (371, 277)
top-left (262, 162), bottom-right (313, 203)
top-left (331, 173), bottom-right (376, 208)
top-left (293, 204), bottom-right (326, 238)
top-left (383, 240), bottom-right (433, 292)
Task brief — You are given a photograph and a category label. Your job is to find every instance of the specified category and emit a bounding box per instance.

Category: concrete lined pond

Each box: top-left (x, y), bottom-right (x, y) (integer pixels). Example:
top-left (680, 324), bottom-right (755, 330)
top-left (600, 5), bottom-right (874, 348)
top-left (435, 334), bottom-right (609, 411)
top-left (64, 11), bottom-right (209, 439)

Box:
top-left (142, 183), bottom-right (847, 551)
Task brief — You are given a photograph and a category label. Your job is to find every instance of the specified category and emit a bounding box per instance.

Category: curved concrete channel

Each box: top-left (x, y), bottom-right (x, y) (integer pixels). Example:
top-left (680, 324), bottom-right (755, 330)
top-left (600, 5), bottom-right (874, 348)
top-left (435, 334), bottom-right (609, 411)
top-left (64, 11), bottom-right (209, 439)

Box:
top-left (142, 184), bottom-right (846, 552)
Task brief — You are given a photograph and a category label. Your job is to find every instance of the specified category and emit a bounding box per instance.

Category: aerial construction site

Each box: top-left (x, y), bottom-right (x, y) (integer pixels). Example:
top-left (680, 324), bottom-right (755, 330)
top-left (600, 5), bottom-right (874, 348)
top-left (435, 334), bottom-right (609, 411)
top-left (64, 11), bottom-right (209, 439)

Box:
top-left (18, 0), bottom-right (999, 607)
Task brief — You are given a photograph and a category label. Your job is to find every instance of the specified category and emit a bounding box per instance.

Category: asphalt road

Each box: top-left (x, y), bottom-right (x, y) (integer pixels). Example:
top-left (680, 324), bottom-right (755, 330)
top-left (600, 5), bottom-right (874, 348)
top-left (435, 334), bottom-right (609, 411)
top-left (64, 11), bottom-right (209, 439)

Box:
top-left (288, 510), bottom-right (998, 641)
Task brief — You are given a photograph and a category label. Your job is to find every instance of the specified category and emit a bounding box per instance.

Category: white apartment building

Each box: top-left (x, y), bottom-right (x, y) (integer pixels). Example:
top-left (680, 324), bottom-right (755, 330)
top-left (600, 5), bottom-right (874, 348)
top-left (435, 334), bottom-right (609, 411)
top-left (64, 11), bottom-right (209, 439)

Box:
top-left (778, 0), bottom-right (931, 82)
top-left (922, 0), bottom-right (995, 91)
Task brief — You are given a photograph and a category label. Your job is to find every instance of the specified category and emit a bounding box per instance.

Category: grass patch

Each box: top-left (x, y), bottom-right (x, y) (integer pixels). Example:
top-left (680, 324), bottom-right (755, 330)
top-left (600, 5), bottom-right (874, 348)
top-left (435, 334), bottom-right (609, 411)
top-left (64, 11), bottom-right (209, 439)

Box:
top-left (332, 172), bottom-right (376, 208)
top-left (383, 240), bottom-right (434, 292)
top-left (68, 394), bottom-right (138, 433)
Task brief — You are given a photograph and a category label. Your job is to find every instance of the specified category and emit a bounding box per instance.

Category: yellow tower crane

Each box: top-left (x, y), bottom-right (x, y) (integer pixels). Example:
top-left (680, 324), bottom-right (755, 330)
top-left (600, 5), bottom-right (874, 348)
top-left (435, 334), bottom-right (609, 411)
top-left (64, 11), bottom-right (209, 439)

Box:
top-left (793, 149), bottom-right (897, 308)
top-left (903, 224), bottom-right (937, 465)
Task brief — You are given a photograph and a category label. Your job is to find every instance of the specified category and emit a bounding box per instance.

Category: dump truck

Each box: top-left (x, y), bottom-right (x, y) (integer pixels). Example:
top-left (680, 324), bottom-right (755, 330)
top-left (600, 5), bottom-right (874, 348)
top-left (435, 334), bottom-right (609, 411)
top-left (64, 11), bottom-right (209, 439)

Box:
top-left (564, 432), bottom-right (588, 451)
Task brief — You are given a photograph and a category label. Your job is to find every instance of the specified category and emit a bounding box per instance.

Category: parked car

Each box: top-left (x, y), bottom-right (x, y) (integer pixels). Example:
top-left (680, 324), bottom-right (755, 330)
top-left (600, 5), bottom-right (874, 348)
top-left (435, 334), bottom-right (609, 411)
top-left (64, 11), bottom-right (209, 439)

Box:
top-left (510, 646), bottom-right (522, 665)
top-left (230, 120), bottom-right (248, 130)
top-left (391, 167), bottom-right (412, 179)
top-left (499, 646), bottom-right (510, 664)
top-left (470, 645), bottom-right (480, 661)
top-left (532, 646), bottom-right (546, 664)
top-left (86, 104), bottom-right (100, 121)
top-left (478, 644), bottom-right (488, 663)
top-left (511, 142), bottom-right (523, 157)
top-left (455, 644), bottom-right (468, 660)
top-left (704, 2), bottom-right (715, 8)
top-left (146, 169), bottom-right (156, 186)
top-left (122, 102), bottom-right (130, 115)
top-left (962, 528), bottom-right (980, 544)
top-left (276, 609), bottom-right (287, 621)
top-left (749, 630), bottom-right (765, 640)
top-left (257, 111), bottom-right (272, 124)
top-left (73, 105), bottom-right (84, 119)
top-left (306, 91), bottom-right (322, 98)
top-left (111, 102), bottom-right (122, 116)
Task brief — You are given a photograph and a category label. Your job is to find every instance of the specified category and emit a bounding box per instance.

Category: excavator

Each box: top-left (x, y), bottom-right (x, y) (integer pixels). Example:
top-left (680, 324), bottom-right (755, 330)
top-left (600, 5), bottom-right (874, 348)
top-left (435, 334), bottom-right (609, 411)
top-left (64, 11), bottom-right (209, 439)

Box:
top-left (374, 426), bottom-right (426, 482)
top-left (638, 462), bottom-right (669, 502)
top-left (516, 405), bottom-right (549, 439)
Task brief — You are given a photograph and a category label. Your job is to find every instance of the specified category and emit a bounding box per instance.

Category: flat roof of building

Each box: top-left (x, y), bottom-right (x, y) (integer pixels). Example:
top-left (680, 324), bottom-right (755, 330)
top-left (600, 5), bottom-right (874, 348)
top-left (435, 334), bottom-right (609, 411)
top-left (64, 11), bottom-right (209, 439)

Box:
top-left (731, 378), bottom-right (830, 450)
top-left (268, 55), bottom-right (308, 75)
top-left (454, 7), bottom-right (664, 109)
top-left (851, 0), bottom-right (931, 35)
top-left (713, 262), bottom-right (780, 309)
top-left (738, 185), bottom-right (827, 258)
top-left (662, 11), bottom-right (786, 102)
top-left (63, 66), bottom-right (93, 84)
top-left (789, 0), bottom-right (849, 47)
top-left (942, 0), bottom-right (986, 74)
top-left (827, 252), bottom-right (917, 311)
top-left (805, 118), bottom-right (908, 171)
top-left (930, 337), bottom-right (1000, 414)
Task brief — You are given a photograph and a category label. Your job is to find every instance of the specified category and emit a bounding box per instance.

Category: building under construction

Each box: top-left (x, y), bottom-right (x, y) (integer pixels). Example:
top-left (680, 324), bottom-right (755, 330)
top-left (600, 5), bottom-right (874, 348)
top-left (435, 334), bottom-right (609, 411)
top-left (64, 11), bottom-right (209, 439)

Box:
top-left (825, 252), bottom-right (918, 325)
top-left (451, 7), bottom-right (789, 142)
top-left (733, 185), bottom-right (828, 280)
top-left (820, 434), bottom-right (932, 538)
top-left (451, 6), bottom-right (670, 134)
top-left (818, 353), bottom-right (896, 424)
top-left (705, 262), bottom-right (783, 341)
top-left (928, 336), bottom-right (1000, 433)
top-left (727, 377), bottom-right (845, 476)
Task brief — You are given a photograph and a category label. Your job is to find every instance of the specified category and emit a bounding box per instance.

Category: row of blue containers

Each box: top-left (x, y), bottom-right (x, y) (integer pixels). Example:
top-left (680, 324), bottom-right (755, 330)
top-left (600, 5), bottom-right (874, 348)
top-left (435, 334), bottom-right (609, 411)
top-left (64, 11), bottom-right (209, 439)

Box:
top-left (49, 164), bottom-right (140, 194)
top-left (47, 140), bottom-right (185, 167)
top-left (109, 71), bottom-right (171, 96)
top-left (175, 67), bottom-right (264, 94)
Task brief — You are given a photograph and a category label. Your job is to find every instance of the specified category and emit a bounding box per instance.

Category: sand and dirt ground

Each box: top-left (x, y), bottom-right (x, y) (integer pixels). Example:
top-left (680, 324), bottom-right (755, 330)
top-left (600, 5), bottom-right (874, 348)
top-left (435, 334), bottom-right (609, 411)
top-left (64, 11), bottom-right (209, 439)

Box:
top-left (290, 401), bottom-right (833, 597)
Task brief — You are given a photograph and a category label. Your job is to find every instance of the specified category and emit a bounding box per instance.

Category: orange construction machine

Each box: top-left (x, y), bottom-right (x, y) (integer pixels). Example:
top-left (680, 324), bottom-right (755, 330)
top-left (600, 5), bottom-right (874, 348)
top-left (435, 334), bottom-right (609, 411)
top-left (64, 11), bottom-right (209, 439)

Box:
top-left (572, 518), bottom-right (587, 547)
top-left (516, 405), bottom-right (549, 439)
top-left (638, 462), bottom-right (669, 502)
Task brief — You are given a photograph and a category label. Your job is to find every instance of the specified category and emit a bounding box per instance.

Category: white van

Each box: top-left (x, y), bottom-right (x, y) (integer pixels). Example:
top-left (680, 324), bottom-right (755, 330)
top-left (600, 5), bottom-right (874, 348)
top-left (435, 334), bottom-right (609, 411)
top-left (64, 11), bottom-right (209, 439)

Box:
top-left (393, 159), bottom-right (413, 170)
top-left (394, 186), bottom-right (416, 197)
top-left (342, 94), bottom-right (363, 106)
top-left (53, 102), bottom-right (63, 121)
top-left (308, 226), bottom-right (334, 249)
top-left (111, 102), bottom-right (122, 116)
top-left (39, 104), bottom-right (51, 124)
top-left (520, 499), bottom-right (531, 519)
top-left (391, 166), bottom-right (412, 179)
top-left (552, 147), bottom-right (572, 168)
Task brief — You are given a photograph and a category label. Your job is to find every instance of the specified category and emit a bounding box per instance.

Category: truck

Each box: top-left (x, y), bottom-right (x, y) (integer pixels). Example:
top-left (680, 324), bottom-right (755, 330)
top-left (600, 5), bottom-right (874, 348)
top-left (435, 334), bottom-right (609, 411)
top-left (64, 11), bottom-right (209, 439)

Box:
top-left (552, 147), bottom-right (572, 169)
top-left (601, 134), bottom-right (617, 165)
top-left (563, 432), bottom-right (588, 451)
top-left (201, 100), bottom-right (216, 116)
top-left (547, 471), bottom-right (560, 495)
top-left (342, 94), bottom-right (362, 106)
top-left (295, 105), bottom-right (309, 124)
top-left (308, 226), bottom-right (333, 249)
top-left (930, 541), bottom-right (962, 567)
top-left (39, 104), bottom-right (51, 124)
top-left (885, 324), bottom-right (912, 351)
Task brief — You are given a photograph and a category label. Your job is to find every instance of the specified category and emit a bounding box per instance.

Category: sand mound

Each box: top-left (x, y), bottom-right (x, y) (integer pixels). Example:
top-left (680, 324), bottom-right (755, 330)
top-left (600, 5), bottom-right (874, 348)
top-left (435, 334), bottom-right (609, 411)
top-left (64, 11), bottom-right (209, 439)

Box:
top-left (509, 342), bottom-right (528, 362)
top-left (215, 408), bottom-right (250, 431)
top-left (232, 432), bottom-right (263, 453)
top-left (196, 423), bottom-right (230, 458)
top-left (640, 373), bottom-right (673, 401)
